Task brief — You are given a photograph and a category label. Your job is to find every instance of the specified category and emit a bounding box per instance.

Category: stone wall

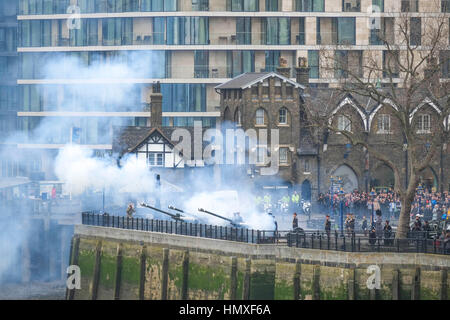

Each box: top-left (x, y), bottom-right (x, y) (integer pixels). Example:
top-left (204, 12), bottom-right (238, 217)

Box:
top-left (68, 225), bottom-right (450, 300)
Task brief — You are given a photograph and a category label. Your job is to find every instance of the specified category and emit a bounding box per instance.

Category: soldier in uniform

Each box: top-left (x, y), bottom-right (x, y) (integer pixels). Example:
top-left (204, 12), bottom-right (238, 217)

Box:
top-left (126, 203), bottom-right (135, 218)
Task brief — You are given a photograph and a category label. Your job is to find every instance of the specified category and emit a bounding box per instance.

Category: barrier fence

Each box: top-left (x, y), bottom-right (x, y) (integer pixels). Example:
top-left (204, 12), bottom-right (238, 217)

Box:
top-left (82, 212), bottom-right (449, 255)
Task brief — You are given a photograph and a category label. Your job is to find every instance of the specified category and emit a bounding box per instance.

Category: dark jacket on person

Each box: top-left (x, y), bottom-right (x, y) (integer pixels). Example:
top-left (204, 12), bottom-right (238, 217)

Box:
top-left (292, 217), bottom-right (298, 229)
top-left (325, 220), bottom-right (331, 232)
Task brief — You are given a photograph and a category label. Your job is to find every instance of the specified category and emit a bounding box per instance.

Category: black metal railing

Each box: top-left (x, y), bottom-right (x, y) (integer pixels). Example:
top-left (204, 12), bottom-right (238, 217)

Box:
top-left (81, 212), bottom-right (449, 255)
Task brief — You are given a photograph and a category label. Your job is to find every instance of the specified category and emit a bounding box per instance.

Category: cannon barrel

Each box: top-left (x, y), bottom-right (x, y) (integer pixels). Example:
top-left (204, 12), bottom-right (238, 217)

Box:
top-left (168, 205), bottom-right (184, 214)
top-left (168, 205), bottom-right (200, 223)
top-left (141, 203), bottom-right (184, 221)
top-left (198, 208), bottom-right (240, 227)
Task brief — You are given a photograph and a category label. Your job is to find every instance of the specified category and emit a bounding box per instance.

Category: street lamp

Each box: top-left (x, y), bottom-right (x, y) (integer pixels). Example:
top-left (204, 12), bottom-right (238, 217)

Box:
top-left (339, 187), bottom-right (345, 236)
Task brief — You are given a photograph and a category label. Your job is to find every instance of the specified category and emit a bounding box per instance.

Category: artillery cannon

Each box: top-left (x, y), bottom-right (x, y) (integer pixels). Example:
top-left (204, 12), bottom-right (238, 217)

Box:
top-left (198, 208), bottom-right (243, 228)
top-left (168, 205), bottom-right (200, 223)
top-left (141, 203), bottom-right (184, 222)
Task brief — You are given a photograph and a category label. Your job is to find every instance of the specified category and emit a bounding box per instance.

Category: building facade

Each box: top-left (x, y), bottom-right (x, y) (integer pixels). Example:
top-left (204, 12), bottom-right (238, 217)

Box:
top-left (1, 0), bottom-right (449, 181)
top-left (215, 64), bottom-right (450, 199)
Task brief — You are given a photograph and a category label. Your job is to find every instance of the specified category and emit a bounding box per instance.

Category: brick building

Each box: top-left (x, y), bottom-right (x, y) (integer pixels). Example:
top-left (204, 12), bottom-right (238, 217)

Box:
top-left (215, 61), bottom-right (450, 200)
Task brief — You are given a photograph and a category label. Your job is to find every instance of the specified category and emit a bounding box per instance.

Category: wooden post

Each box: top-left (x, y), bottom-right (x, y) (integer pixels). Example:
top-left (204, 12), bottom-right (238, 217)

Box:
top-left (230, 256), bottom-right (238, 300)
top-left (67, 236), bottom-right (80, 300)
top-left (181, 250), bottom-right (189, 300)
top-left (293, 259), bottom-right (301, 300)
top-left (392, 270), bottom-right (399, 300)
top-left (139, 246), bottom-right (147, 300)
top-left (440, 269), bottom-right (447, 301)
top-left (312, 265), bottom-right (320, 300)
top-left (113, 244), bottom-right (122, 300)
top-left (411, 267), bottom-right (420, 300)
top-left (347, 266), bottom-right (355, 300)
top-left (242, 258), bottom-right (251, 300)
top-left (161, 248), bottom-right (169, 300)
top-left (90, 241), bottom-right (102, 300)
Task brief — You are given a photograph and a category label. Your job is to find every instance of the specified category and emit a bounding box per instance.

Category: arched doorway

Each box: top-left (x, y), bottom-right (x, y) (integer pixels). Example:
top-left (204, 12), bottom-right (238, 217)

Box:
top-left (371, 164), bottom-right (395, 189)
top-left (301, 180), bottom-right (311, 201)
top-left (418, 167), bottom-right (438, 192)
top-left (332, 164), bottom-right (359, 193)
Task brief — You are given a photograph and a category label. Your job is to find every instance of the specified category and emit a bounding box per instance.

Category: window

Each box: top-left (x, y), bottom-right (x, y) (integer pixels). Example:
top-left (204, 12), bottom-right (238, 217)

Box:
top-left (297, 17), bottom-right (305, 45)
top-left (236, 17), bottom-right (252, 45)
top-left (265, 51), bottom-right (280, 72)
top-left (372, 0), bottom-right (384, 12)
top-left (443, 0), bottom-right (450, 12)
top-left (265, 0), bottom-right (278, 11)
top-left (256, 108), bottom-right (265, 125)
top-left (401, 0), bottom-right (418, 12)
top-left (227, 51), bottom-right (255, 78)
top-left (377, 114), bottom-right (391, 133)
top-left (343, 0), bottom-right (361, 12)
top-left (279, 108), bottom-right (287, 124)
top-left (304, 159), bottom-right (310, 172)
top-left (279, 147), bottom-right (288, 164)
top-left (417, 114), bottom-right (431, 133)
top-left (235, 109), bottom-right (242, 125)
top-left (410, 18), bottom-right (421, 46)
top-left (251, 86), bottom-right (258, 98)
top-left (383, 51), bottom-right (399, 78)
top-left (194, 51), bottom-right (209, 78)
top-left (335, 50), bottom-right (362, 79)
top-left (165, 17), bottom-right (209, 45)
top-left (149, 153), bottom-right (164, 166)
top-left (161, 84), bottom-right (207, 112)
top-left (192, 0), bottom-right (209, 11)
top-left (230, 0), bottom-right (259, 11)
top-left (317, 17), bottom-right (356, 45)
top-left (308, 50), bottom-right (319, 79)
top-left (295, 0), bottom-right (324, 12)
top-left (257, 147), bottom-right (266, 164)
top-left (263, 18), bottom-right (290, 45)
top-left (286, 86), bottom-right (293, 98)
top-left (337, 115), bottom-right (352, 132)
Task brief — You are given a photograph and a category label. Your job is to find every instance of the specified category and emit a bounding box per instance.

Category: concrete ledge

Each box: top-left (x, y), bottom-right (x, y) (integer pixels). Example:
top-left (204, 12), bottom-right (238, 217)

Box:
top-left (75, 225), bottom-right (450, 270)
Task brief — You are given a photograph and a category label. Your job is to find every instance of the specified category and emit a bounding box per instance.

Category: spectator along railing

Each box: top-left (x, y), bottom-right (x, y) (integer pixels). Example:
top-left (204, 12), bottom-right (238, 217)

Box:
top-left (82, 212), bottom-right (449, 255)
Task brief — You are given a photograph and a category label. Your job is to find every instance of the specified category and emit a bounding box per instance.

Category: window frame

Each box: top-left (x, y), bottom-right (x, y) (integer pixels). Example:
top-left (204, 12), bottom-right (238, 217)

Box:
top-left (256, 108), bottom-right (265, 125)
top-left (377, 114), bottom-right (391, 134)
top-left (337, 115), bottom-right (352, 132)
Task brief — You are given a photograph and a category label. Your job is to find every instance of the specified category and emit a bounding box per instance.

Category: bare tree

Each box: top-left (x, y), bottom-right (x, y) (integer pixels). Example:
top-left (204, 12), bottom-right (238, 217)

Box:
top-left (306, 6), bottom-right (449, 239)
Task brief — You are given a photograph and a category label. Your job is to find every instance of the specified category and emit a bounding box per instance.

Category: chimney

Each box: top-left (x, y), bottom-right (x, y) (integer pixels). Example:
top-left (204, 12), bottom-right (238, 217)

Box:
top-left (276, 56), bottom-right (291, 78)
top-left (150, 81), bottom-right (162, 128)
top-left (295, 57), bottom-right (310, 87)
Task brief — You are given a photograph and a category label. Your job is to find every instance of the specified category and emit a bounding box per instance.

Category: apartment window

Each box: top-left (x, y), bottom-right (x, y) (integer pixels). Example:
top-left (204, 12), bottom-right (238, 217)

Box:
top-left (265, 0), bottom-right (278, 11)
top-left (377, 114), bottom-right (391, 133)
top-left (297, 18), bottom-right (305, 45)
top-left (337, 115), bottom-right (352, 132)
top-left (343, 0), bottom-right (361, 12)
top-left (192, 0), bottom-right (209, 11)
top-left (317, 17), bottom-right (356, 45)
top-left (256, 108), bottom-right (265, 125)
top-left (161, 84), bottom-right (207, 112)
top-left (383, 51), bottom-right (399, 78)
top-left (440, 51), bottom-right (450, 78)
top-left (149, 153), bottom-right (164, 167)
top-left (71, 19), bottom-right (99, 46)
top-left (295, 0), bottom-right (324, 12)
top-left (443, 0), bottom-right (450, 12)
top-left (263, 18), bottom-right (290, 45)
top-left (0, 27), bottom-right (17, 52)
top-left (230, 0), bottom-right (259, 11)
top-left (370, 28), bottom-right (383, 45)
top-left (236, 17), bottom-right (252, 45)
top-left (194, 51), bottom-right (209, 78)
top-left (279, 108), bottom-right (288, 124)
top-left (286, 86), bottom-right (293, 98)
top-left (308, 50), bottom-right (319, 79)
top-left (417, 114), bottom-right (431, 133)
top-left (335, 50), bottom-right (362, 78)
top-left (227, 51), bottom-right (255, 78)
top-left (372, 0), bottom-right (384, 11)
top-left (265, 51), bottom-right (280, 72)
top-left (401, 0), bottom-right (418, 12)
top-left (102, 18), bottom-right (133, 46)
top-left (410, 18), bottom-right (421, 46)
top-left (279, 148), bottom-right (288, 164)
top-left (166, 17), bottom-right (209, 45)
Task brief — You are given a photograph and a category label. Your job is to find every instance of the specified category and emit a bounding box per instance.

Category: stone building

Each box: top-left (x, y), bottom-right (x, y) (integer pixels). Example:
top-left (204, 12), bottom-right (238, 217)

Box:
top-left (215, 60), bottom-right (450, 200)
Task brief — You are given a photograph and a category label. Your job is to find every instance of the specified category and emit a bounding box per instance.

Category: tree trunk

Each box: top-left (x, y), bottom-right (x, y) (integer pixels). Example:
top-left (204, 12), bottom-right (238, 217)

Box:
top-left (396, 196), bottom-right (413, 239)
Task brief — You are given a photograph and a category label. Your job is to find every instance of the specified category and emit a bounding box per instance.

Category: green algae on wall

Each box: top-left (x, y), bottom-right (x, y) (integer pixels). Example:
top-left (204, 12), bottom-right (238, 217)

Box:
top-left (319, 266), bottom-right (349, 300)
top-left (249, 260), bottom-right (275, 300)
top-left (274, 263), bottom-right (296, 300)
top-left (167, 249), bottom-right (185, 300)
top-left (75, 239), bottom-right (97, 300)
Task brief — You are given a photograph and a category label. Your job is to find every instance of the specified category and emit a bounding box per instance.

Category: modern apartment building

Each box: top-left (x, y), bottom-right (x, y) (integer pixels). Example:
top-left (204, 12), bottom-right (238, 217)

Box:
top-left (1, 0), bottom-right (449, 180)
